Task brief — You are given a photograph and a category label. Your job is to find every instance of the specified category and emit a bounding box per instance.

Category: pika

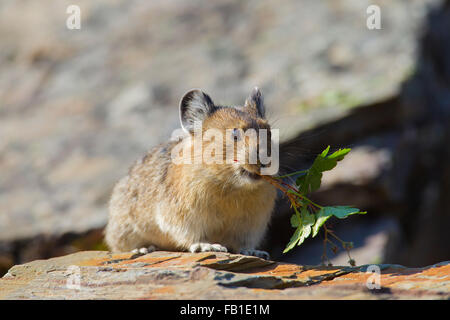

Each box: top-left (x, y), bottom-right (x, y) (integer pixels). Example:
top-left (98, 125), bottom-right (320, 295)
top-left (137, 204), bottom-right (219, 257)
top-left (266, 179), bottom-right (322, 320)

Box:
top-left (105, 88), bottom-right (277, 259)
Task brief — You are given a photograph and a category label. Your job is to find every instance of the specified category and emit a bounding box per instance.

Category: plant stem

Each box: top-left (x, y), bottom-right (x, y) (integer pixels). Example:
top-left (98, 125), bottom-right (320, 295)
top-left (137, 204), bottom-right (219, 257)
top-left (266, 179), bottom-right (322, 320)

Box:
top-left (262, 175), bottom-right (322, 211)
top-left (260, 173), bottom-right (356, 266)
top-left (323, 224), bottom-right (354, 264)
top-left (274, 170), bottom-right (308, 179)
top-left (321, 228), bottom-right (331, 266)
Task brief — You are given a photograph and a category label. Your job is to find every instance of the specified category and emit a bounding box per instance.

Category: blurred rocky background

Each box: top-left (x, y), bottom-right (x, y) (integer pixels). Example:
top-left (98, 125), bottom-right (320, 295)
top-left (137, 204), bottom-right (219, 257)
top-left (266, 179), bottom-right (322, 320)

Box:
top-left (0, 0), bottom-right (449, 276)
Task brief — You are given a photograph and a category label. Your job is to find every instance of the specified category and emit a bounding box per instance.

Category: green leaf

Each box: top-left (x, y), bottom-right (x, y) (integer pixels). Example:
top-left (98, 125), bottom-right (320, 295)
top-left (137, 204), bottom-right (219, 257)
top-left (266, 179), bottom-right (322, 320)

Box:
top-left (283, 228), bottom-right (301, 253)
top-left (313, 158), bottom-right (337, 172)
top-left (294, 172), bottom-right (307, 188)
top-left (296, 147), bottom-right (351, 195)
top-left (282, 146), bottom-right (367, 254)
top-left (284, 208), bottom-right (316, 253)
top-left (290, 214), bottom-right (300, 228)
top-left (301, 207), bottom-right (315, 225)
top-left (297, 209), bottom-right (314, 246)
top-left (312, 206), bottom-right (366, 237)
top-left (328, 148), bottom-right (351, 161)
top-left (312, 214), bottom-right (331, 237)
top-left (323, 206), bottom-right (366, 219)
top-left (320, 145), bottom-right (330, 157)
top-left (296, 170), bottom-right (322, 194)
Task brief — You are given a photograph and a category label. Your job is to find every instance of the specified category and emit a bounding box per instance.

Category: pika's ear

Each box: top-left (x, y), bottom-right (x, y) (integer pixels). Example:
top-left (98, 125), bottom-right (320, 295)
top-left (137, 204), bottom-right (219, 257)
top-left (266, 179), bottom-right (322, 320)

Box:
top-left (179, 89), bottom-right (215, 133)
top-left (244, 87), bottom-right (265, 118)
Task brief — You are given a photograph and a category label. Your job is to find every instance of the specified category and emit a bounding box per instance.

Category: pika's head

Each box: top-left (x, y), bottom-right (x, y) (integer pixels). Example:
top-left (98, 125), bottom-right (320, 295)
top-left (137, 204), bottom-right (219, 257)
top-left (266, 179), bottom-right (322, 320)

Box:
top-left (177, 88), bottom-right (278, 188)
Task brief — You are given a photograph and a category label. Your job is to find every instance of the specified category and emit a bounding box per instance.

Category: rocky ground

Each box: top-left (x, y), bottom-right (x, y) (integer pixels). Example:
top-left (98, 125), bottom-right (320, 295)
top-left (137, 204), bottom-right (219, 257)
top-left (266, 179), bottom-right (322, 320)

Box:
top-left (1, 251), bottom-right (448, 299)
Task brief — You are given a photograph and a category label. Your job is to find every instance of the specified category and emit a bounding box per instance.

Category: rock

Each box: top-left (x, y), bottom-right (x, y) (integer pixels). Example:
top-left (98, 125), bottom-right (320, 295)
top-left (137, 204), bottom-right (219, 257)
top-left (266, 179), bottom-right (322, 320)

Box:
top-left (0, 251), bottom-right (448, 299)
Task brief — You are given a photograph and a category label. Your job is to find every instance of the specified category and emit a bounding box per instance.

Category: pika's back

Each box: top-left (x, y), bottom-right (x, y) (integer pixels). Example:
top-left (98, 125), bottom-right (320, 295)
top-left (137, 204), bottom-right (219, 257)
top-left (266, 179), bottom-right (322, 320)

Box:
top-left (128, 140), bottom-right (178, 187)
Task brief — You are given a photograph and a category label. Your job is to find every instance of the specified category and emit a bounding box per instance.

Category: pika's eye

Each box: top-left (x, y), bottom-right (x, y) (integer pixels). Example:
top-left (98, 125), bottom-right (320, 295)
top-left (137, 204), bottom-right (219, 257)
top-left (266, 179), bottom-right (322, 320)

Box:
top-left (232, 128), bottom-right (241, 141)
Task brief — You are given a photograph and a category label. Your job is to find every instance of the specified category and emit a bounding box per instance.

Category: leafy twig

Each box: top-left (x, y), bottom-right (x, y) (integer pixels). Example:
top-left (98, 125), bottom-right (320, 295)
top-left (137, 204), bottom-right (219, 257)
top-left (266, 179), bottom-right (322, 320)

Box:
top-left (261, 146), bottom-right (366, 266)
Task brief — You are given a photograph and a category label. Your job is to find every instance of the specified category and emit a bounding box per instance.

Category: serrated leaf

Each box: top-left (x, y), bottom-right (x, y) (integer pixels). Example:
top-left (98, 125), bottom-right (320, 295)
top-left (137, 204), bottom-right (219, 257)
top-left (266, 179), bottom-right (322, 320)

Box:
top-left (323, 206), bottom-right (366, 219)
top-left (328, 148), bottom-right (351, 161)
top-left (284, 208), bottom-right (316, 253)
top-left (296, 147), bottom-right (352, 195)
top-left (312, 206), bottom-right (366, 237)
top-left (294, 172), bottom-right (307, 186)
top-left (296, 209), bottom-right (315, 247)
top-left (320, 145), bottom-right (331, 157)
top-left (297, 225), bottom-right (311, 247)
top-left (313, 156), bottom-right (338, 172)
top-left (290, 214), bottom-right (300, 228)
top-left (283, 228), bottom-right (301, 253)
top-left (312, 214), bottom-right (331, 237)
top-left (296, 228), bottom-right (310, 247)
top-left (297, 170), bottom-right (323, 194)
top-left (301, 207), bottom-right (315, 225)
top-left (282, 146), bottom-right (366, 254)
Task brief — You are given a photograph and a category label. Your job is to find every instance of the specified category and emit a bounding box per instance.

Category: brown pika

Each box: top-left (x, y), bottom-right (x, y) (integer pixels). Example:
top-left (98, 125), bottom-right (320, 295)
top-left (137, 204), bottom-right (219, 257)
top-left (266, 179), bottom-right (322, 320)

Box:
top-left (105, 87), bottom-right (278, 259)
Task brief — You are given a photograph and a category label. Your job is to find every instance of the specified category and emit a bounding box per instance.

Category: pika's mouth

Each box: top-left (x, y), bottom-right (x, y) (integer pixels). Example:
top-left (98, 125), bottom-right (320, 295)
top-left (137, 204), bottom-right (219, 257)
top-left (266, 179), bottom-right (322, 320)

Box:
top-left (240, 168), bottom-right (261, 180)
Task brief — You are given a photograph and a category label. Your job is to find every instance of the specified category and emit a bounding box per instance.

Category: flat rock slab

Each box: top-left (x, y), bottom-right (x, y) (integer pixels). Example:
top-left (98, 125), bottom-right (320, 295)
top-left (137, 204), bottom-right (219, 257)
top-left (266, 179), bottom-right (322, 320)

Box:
top-left (0, 251), bottom-right (448, 299)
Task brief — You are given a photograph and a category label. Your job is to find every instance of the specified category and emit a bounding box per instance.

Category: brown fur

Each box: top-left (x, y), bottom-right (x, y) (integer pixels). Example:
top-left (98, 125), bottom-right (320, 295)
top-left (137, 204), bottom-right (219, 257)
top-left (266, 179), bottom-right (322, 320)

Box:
top-left (105, 88), bottom-right (277, 254)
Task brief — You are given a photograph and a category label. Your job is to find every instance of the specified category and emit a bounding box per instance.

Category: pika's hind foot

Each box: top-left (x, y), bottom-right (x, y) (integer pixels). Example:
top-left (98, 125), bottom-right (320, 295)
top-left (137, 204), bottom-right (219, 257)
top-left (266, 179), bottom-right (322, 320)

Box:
top-left (189, 243), bottom-right (228, 253)
top-left (131, 245), bottom-right (157, 255)
top-left (240, 249), bottom-right (270, 260)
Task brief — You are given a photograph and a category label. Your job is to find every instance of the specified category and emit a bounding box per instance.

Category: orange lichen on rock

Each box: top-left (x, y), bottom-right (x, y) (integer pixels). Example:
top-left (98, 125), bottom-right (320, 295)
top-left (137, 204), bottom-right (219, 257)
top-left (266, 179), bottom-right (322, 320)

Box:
top-left (0, 251), bottom-right (448, 299)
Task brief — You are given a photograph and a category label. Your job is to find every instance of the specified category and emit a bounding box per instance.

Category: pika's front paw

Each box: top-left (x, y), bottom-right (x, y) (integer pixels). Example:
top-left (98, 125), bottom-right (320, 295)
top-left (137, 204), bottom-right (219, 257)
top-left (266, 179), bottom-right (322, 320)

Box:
top-left (240, 249), bottom-right (270, 260)
top-left (189, 243), bottom-right (228, 253)
top-left (131, 245), bottom-right (157, 255)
